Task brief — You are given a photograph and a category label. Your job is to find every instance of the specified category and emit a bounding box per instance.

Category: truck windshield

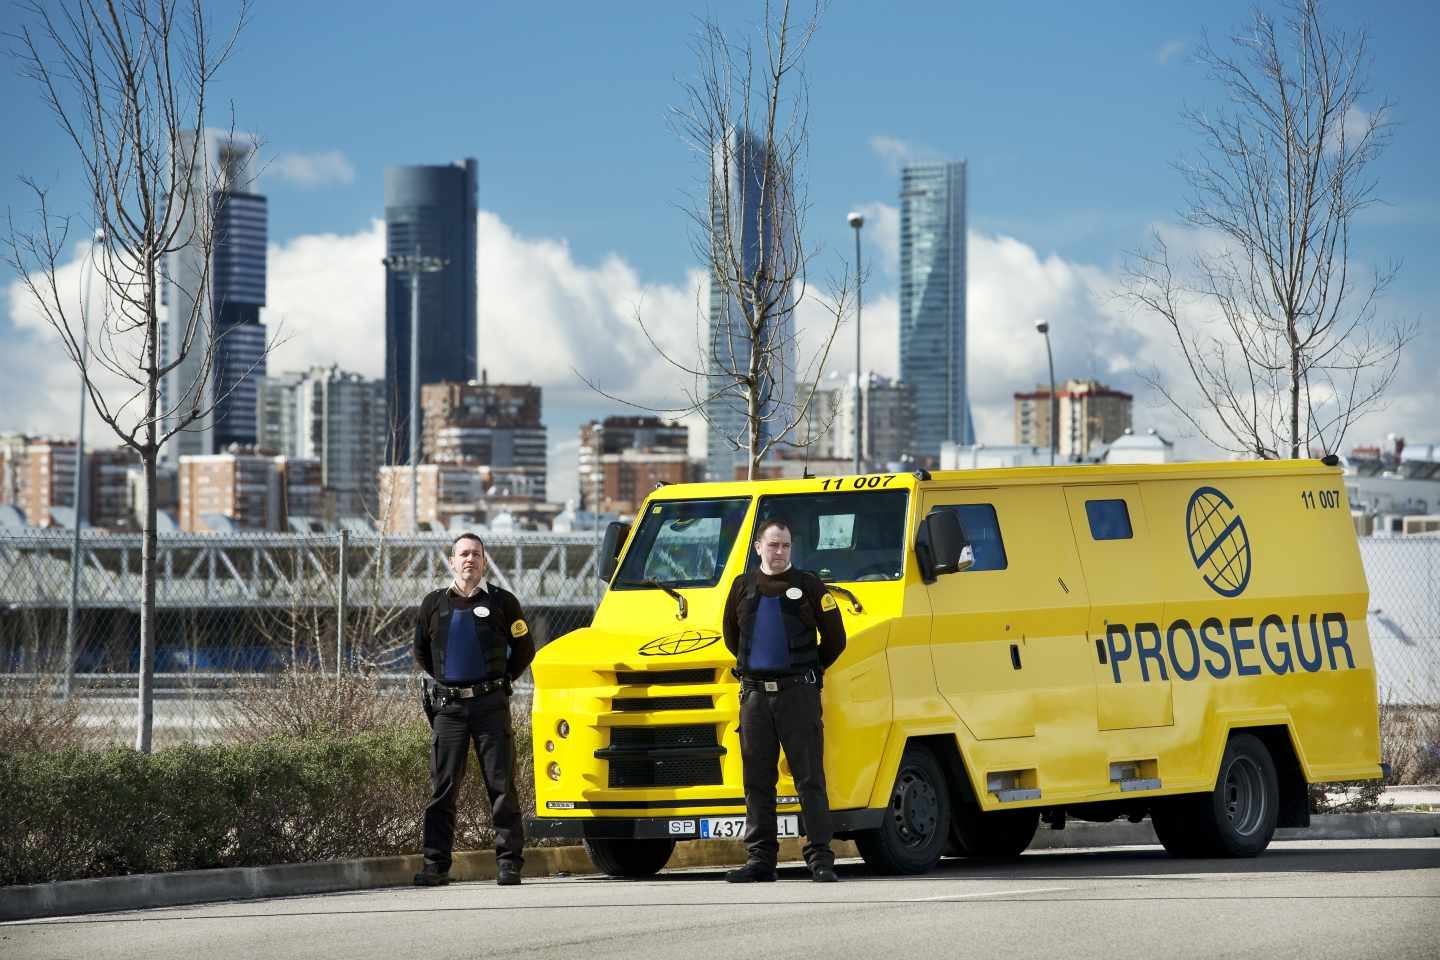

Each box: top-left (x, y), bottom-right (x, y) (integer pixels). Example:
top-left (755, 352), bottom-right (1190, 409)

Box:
top-left (613, 497), bottom-right (751, 589)
top-left (748, 489), bottom-right (909, 582)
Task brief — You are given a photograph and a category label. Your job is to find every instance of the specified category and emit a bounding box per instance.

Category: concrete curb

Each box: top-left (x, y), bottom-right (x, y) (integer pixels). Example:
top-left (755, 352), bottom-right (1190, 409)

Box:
top-left (4, 812), bottom-right (1436, 923)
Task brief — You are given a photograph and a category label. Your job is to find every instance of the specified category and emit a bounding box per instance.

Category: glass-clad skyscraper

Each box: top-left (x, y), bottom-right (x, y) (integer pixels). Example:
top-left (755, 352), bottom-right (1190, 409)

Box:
top-left (705, 129), bottom-right (797, 481)
top-left (162, 132), bottom-right (268, 464)
top-left (899, 160), bottom-right (973, 463)
top-left (383, 159), bottom-right (478, 465)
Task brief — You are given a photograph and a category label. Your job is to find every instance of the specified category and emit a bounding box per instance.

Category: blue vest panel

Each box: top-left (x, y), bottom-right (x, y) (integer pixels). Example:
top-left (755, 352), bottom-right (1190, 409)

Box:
top-left (747, 596), bottom-right (791, 672)
top-left (443, 610), bottom-right (486, 682)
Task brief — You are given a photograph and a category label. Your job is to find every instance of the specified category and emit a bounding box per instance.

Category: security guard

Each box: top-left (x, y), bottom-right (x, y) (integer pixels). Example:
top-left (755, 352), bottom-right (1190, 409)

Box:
top-left (722, 517), bottom-right (846, 883)
top-left (413, 532), bottom-right (534, 887)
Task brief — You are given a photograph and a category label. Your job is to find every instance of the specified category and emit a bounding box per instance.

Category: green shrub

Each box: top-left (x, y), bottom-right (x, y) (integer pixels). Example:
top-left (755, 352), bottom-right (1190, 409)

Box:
top-left (0, 713), bottom-right (537, 886)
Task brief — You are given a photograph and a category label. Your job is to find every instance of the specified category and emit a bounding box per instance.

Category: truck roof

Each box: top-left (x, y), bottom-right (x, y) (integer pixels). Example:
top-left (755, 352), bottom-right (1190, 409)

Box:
top-left (645, 458), bottom-right (1342, 500)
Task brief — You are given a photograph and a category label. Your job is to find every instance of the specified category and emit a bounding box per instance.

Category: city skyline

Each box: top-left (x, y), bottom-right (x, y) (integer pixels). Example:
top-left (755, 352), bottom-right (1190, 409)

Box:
top-left (3, 1), bottom-right (1436, 504)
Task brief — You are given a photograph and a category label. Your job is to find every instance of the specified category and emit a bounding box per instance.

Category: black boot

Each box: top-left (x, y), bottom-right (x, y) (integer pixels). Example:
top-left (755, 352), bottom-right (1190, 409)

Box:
top-left (496, 861), bottom-right (522, 886)
top-left (413, 866), bottom-right (451, 887)
top-left (724, 861), bottom-right (777, 883)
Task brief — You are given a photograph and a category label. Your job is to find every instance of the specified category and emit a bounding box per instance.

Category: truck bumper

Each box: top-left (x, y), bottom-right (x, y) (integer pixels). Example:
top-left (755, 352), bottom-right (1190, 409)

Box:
top-left (527, 808), bottom-right (883, 841)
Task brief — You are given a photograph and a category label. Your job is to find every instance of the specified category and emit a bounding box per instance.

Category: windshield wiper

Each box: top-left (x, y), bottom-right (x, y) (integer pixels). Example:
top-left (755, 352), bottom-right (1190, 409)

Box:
top-left (823, 583), bottom-right (863, 614)
top-left (642, 579), bottom-right (689, 620)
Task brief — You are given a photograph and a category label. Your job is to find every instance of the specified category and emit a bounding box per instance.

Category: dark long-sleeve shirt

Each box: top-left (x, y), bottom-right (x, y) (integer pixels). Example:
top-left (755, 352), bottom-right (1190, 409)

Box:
top-left (722, 567), bottom-right (847, 672)
top-left (413, 583), bottom-right (535, 682)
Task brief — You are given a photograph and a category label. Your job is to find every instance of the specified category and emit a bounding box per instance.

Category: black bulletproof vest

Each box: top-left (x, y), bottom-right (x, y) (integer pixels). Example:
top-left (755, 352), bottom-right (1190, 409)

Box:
top-left (735, 569), bottom-right (819, 675)
top-left (438, 593), bottom-right (509, 681)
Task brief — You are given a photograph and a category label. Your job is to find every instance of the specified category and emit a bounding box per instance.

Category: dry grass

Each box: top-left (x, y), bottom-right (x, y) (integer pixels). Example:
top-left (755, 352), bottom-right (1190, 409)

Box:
top-left (0, 677), bottom-right (91, 752)
top-left (218, 667), bottom-right (418, 742)
top-left (1381, 703), bottom-right (1440, 785)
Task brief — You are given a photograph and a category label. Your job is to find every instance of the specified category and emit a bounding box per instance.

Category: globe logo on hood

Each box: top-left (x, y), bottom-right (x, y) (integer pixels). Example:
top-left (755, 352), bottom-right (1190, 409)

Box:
top-left (638, 630), bottom-right (722, 656)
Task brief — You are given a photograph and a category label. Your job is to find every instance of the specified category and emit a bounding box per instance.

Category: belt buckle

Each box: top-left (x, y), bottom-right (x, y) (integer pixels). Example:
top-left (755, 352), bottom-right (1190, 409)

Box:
top-left (763, 680), bottom-right (779, 693)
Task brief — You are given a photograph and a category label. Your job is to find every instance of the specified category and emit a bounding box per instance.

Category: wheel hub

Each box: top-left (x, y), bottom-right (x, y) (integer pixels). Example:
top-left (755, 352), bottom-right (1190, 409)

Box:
top-left (1222, 755), bottom-right (1268, 837)
top-left (891, 768), bottom-right (938, 846)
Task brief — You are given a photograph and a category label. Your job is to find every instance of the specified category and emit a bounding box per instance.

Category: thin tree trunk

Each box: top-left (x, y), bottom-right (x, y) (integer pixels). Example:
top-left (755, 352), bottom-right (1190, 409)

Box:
top-left (1290, 328), bottom-right (1301, 459)
top-left (137, 443), bottom-right (157, 753)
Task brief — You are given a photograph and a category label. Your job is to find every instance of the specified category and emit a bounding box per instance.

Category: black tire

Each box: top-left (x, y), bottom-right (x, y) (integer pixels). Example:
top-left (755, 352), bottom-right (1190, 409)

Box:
top-left (1149, 796), bottom-right (1208, 858)
top-left (582, 838), bottom-right (676, 878)
top-left (1153, 733), bottom-right (1279, 859)
top-left (855, 744), bottom-right (951, 874)
top-left (949, 804), bottom-right (1039, 859)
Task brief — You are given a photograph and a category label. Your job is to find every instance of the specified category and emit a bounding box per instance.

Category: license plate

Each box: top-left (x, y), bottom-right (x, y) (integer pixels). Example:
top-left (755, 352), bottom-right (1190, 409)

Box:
top-left (699, 815), bottom-right (799, 840)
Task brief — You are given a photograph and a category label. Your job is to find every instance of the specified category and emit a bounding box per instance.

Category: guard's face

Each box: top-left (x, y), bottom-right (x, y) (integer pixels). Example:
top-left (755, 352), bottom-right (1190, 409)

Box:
top-left (449, 538), bottom-right (487, 583)
top-left (754, 526), bottom-right (792, 573)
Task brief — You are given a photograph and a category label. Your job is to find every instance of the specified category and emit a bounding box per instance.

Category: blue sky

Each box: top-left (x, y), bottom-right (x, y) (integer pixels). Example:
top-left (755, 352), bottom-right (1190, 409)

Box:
top-left (3, 1), bottom-right (1436, 497)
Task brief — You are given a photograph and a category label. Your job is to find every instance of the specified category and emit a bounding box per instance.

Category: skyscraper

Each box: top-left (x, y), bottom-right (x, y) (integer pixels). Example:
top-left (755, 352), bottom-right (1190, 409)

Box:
top-left (383, 160), bottom-right (478, 465)
top-left (705, 129), bottom-right (797, 481)
top-left (899, 160), bottom-right (973, 463)
top-left (162, 132), bottom-right (268, 463)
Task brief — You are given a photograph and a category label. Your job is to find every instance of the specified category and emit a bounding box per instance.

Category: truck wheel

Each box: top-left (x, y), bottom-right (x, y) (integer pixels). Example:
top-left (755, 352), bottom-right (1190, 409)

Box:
top-left (1154, 733), bottom-right (1279, 859)
top-left (949, 804), bottom-right (1039, 859)
top-left (855, 744), bottom-right (951, 874)
top-left (1198, 733), bottom-right (1280, 857)
top-left (583, 838), bottom-right (676, 878)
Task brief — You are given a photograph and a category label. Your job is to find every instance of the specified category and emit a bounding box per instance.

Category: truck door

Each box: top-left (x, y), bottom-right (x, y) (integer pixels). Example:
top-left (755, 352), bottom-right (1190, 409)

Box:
top-left (1064, 485), bottom-right (1175, 730)
top-left (922, 487), bottom-right (1090, 748)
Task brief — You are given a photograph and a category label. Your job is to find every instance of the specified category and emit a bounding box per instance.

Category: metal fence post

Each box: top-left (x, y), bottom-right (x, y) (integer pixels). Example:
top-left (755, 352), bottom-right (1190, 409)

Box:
top-left (336, 528), bottom-right (349, 678)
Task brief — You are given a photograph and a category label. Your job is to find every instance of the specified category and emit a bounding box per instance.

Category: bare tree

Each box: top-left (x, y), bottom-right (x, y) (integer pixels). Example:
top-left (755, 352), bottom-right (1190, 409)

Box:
top-left (6, 0), bottom-right (252, 751)
top-left (1125, 0), bottom-right (1412, 459)
top-left (580, 0), bottom-right (847, 481)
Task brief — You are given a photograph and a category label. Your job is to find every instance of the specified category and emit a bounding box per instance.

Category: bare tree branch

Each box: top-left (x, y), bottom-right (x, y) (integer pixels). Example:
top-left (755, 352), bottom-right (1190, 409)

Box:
top-left (1124, 0), bottom-right (1413, 459)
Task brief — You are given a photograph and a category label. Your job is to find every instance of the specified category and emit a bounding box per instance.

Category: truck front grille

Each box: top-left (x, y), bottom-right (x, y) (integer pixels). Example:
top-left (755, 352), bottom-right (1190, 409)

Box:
top-left (598, 724), bottom-right (724, 788)
top-left (614, 668), bottom-right (715, 686)
top-left (612, 695), bottom-right (713, 712)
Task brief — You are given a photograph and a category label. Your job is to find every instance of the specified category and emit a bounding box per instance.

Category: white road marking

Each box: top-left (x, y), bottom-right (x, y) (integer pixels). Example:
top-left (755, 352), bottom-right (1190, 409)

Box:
top-left (904, 886), bottom-right (1074, 902)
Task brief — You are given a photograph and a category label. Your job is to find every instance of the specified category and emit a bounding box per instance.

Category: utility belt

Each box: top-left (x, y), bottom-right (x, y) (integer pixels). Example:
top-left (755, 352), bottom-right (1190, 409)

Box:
top-left (735, 668), bottom-right (819, 693)
top-left (430, 676), bottom-right (511, 704)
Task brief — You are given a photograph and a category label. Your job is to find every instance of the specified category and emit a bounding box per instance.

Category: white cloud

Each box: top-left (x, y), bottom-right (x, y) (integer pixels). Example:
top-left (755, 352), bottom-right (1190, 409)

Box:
top-left (266, 150), bottom-right (356, 188)
top-left (1155, 40), bottom-right (1186, 65)
top-left (868, 135), bottom-right (941, 176)
top-left (6, 211), bottom-right (1433, 498)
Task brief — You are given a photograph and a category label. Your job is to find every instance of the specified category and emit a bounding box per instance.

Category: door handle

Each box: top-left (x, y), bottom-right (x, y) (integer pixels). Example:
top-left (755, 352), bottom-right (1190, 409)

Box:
top-left (1009, 643), bottom-right (1022, 670)
top-left (1095, 637), bottom-right (1107, 664)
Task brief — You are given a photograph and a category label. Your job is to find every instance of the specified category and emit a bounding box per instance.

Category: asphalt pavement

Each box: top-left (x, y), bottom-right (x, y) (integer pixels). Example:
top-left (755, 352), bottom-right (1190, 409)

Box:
top-left (5, 839), bottom-right (1438, 960)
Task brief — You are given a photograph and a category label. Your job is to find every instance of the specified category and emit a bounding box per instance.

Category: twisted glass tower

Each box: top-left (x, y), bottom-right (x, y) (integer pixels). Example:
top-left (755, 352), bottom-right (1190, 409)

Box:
top-left (899, 160), bottom-right (973, 463)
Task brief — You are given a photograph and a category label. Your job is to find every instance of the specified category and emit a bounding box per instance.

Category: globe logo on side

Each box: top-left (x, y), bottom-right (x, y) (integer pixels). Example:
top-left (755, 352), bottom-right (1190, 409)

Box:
top-left (1186, 486), bottom-right (1252, 598)
top-left (638, 630), bottom-right (721, 657)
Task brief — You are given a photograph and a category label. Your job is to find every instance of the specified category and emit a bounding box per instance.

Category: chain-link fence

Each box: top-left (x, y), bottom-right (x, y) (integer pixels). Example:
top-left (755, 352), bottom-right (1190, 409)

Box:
top-left (0, 530), bottom-right (603, 746)
top-left (1, 530), bottom-right (1437, 747)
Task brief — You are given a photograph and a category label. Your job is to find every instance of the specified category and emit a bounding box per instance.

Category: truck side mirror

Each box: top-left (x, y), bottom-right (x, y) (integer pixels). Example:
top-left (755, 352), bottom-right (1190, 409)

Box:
top-left (918, 509), bottom-right (973, 582)
top-left (598, 521), bottom-right (630, 582)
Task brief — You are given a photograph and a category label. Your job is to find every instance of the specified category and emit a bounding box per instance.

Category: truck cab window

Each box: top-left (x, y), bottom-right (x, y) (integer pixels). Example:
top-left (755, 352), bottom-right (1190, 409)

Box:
top-left (613, 497), bottom-right (751, 589)
top-left (750, 489), bottom-right (909, 582)
top-left (937, 503), bottom-right (1008, 571)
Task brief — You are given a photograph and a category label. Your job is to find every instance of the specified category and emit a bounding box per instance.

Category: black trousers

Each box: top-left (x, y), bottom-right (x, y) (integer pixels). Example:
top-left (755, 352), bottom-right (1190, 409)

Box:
top-left (422, 692), bottom-right (524, 870)
top-left (739, 679), bottom-right (833, 869)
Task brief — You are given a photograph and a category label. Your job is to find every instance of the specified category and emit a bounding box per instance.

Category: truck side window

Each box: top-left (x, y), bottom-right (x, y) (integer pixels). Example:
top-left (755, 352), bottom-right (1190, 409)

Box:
top-left (940, 503), bottom-right (1007, 571)
top-left (1085, 499), bottom-right (1133, 540)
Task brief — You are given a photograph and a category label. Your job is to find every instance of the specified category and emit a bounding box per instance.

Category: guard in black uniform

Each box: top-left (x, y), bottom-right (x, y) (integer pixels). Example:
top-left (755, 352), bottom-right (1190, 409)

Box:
top-left (413, 532), bottom-right (535, 887)
top-left (722, 517), bottom-right (847, 883)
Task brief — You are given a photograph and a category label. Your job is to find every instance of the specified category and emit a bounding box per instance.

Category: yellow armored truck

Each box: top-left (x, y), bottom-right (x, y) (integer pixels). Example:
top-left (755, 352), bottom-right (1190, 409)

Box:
top-left (528, 460), bottom-right (1382, 876)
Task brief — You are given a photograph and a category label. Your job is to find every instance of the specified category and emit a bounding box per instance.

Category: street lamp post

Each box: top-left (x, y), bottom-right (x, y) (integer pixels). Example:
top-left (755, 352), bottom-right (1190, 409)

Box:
top-left (1035, 319), bottom-right (1056, 466)
top-left (381, 252), bottom-right (447, 532)
top-left (847, 211), bottom-right (864, 475)
top-left (64, 230), bottom-right (104, 699)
